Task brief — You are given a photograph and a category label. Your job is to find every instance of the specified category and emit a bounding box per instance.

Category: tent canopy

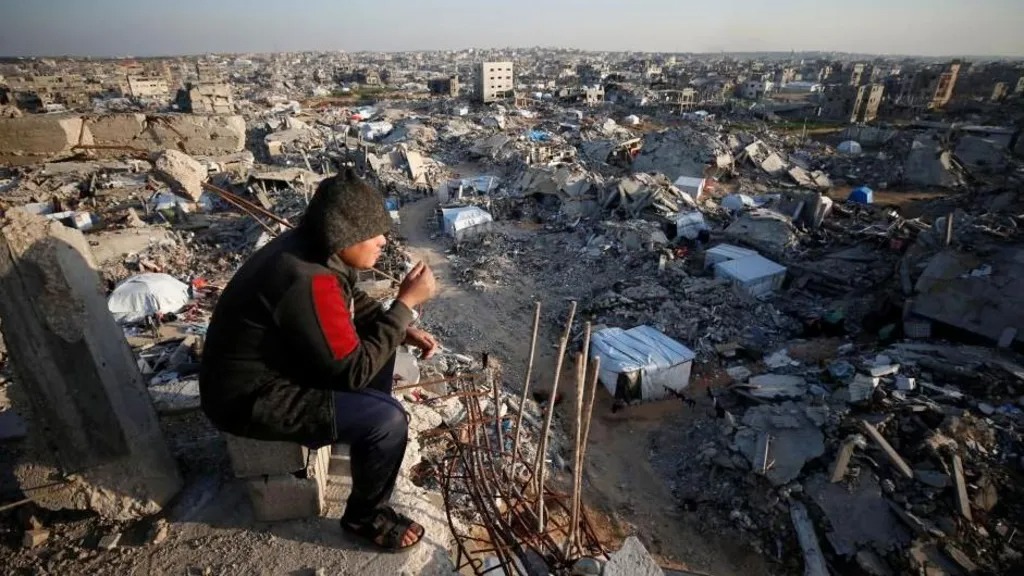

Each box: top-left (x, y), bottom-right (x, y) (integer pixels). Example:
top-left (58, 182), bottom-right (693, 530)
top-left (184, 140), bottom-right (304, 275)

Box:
top-left (848, 186), bottom-right (874, 204)
top-left (837, 140), bottom-right (863, 155)
top-left (440, 206), bottom-right (494, 238)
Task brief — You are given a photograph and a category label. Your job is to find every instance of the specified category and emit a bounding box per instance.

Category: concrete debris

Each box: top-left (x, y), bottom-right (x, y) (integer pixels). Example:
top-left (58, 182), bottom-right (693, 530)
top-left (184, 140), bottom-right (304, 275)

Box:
top-left (2, 47), bottom-right (1023, 576)
top-left (724, 209), bottom-right (798, 257)
top-left (632, 127), bottom-right (732, 180)
top-left (22, 529), bottom-right (50, 549)
top-left (603, 536), bottom-right (665, 576)
top-left (154, 150), bottom-right (207, 201)
top-left (905, 135), bottom-right (960, 188)
top-left (743, 374), bottom-right (807, 400)
top-left (735, 402), bottom-right (826, 485)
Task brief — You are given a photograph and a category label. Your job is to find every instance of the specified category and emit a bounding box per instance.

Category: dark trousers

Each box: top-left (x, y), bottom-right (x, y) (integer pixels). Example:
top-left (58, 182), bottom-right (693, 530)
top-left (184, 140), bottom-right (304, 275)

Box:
top-left (333, 354), bottom-right (408, 523)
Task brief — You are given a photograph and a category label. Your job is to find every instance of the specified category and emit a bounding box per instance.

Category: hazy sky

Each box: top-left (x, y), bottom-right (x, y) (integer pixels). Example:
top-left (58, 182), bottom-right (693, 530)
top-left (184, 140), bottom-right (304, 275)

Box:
top-left (2, 0), bottom-right (1022, 57)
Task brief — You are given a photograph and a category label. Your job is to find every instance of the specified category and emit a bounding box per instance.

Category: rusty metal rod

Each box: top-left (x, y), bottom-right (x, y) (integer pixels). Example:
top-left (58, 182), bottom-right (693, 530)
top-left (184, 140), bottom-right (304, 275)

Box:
top-left (535, 301), bottom-right (577, 532)
top-left (511, 301), bottom-right (541, 463)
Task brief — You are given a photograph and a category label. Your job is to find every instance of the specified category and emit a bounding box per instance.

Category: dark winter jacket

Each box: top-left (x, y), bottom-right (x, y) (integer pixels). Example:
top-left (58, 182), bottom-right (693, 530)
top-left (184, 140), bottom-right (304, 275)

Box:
top-left (199, 172), bottom-right (410, 447)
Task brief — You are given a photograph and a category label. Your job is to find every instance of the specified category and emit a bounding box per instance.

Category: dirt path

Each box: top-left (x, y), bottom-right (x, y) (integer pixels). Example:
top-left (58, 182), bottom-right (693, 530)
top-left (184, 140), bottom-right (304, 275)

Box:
top-left (399, 199), bottom-right (772, 576)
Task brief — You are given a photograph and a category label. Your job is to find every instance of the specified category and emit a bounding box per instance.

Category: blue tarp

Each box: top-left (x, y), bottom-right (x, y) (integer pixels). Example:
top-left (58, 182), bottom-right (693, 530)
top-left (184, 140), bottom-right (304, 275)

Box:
top-left (848, 186), bottom-right (874, 204)
top-left (527, 130), bottom-right (552, 142)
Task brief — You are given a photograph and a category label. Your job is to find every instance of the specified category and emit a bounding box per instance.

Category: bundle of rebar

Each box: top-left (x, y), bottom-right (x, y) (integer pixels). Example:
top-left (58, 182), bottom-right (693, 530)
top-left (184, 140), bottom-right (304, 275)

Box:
top-left (436, 302), bottom-right (605, 575)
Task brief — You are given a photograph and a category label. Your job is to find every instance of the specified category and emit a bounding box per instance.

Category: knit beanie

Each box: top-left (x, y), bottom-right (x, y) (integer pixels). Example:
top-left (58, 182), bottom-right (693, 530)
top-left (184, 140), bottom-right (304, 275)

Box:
top-left (299, 168), bottom-right (391, 258)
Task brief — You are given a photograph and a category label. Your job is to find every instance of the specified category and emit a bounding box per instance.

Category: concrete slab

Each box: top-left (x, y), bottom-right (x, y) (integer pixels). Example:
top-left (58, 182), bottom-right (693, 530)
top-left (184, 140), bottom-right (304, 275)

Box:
top-left (86, 228), bottom-right (174, 266)
top-left (805, 473), bottom-right (912, 557)
top-left (912, 247), bottom-right (1024, 346)
top-left (735, 402), bottom-right (826, 485)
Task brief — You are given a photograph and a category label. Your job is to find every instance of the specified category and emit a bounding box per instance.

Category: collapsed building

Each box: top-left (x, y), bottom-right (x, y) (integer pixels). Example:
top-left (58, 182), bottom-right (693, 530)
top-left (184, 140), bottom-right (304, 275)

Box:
top-left (0, 47), bottom-right (1023, 576)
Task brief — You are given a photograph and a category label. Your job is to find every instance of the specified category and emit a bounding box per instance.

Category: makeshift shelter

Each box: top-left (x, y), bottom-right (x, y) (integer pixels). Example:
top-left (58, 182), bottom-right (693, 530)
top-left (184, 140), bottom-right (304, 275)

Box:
top-left (439, 206), bottom-right (494, 240)
top-left (848, 186), bottom-right (874, 204)
top-left (714, 254), bottom-right (787, 297)
top-left (672, 175), bottom-right (708, 200)
top-left (107, 273), bottom-right (191, 324)
top-left (837, 140), bottom-right (863, 155)
top-left (589, 325), bottom-right (695, 402)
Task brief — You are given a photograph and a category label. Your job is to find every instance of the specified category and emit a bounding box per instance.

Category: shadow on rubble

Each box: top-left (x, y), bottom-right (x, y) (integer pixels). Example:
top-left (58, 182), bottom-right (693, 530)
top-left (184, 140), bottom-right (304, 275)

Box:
top-left (159, 413), bottom-right (452, 572)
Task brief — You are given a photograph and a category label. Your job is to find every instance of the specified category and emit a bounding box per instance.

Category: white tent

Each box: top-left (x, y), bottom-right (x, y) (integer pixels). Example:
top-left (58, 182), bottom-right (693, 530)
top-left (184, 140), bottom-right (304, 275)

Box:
top-left (440, 206), bottom-right (494, 240)
top-left (837, 140), bottom-right (863, 155)
top-left (107, 273), bottom-right (191, 324)
top-left (590, 325), bottom-right (695, 402)
top-left (672, 175), bottom-right (707, 200)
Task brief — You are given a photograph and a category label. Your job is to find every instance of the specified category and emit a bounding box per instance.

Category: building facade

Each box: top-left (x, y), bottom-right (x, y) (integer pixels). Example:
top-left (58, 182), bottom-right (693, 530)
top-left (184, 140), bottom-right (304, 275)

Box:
top-left (820, 83), bottom-right (884, 123)
top-left (428, 75), bottom-right (461, 97)
top-left (475, 61), bottom-right (514, 104)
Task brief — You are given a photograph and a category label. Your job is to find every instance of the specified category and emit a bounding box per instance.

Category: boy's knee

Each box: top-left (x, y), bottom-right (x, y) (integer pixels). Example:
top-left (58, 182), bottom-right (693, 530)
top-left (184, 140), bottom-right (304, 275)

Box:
top-left (374, 403), bottom-right (408, 443)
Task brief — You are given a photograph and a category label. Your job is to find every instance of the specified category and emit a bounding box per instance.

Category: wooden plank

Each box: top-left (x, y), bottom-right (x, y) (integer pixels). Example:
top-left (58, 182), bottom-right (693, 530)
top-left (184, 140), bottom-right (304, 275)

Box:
top-left (859, 420), bottom-right (913, 479)
top-left (952, 453), bottom-right (973, 521)
top-left (829, 436), bottom-right (859, 483)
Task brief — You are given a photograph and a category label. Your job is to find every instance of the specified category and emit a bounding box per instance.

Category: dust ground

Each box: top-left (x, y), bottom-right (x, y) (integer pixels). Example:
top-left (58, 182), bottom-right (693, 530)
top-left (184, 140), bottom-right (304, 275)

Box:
top-left (399, 197), bottom-right (773, 575)
top-left (0, 195), bottom-right (773, 576)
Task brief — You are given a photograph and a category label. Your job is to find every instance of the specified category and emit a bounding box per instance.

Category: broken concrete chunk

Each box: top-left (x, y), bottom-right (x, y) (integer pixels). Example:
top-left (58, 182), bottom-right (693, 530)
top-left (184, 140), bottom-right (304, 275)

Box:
top-left (724, 209), bottom-right (797, 257)
top-left (848, 374), bottom-right (880, 403)
top-left (726, 365), bottom-right (752, 383)
top-left (807, 474), bottom-right (912, 557)
top-left (790, 500), bottom-right (829, 576)
top-left (972, 475), bottom-right (998, 512)
top-left (869, 364), bottom-right (900, 377)
top-left (943, 543), bottom-right (980, 574)
top-left (97, 532), bottom-right (122, 550)
top-left (603, 536), bottom-right (664, 576)
top-left (737, 402), bottom-right (825, 485)
top-left (915, 469), bottom-right (951, 489)
top-left (856, 549), bottom-right (894, 576)
top-left (745, 374), bottom-right (807, 399)
top-left (22, 529), bottom-right (50, 548)
top-left (153, 150), bottom-right (207, 201)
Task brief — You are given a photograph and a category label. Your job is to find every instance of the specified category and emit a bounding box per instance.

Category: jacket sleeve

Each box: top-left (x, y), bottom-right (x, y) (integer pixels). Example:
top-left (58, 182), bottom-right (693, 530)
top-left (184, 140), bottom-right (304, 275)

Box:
top-left (351, 286), bottom-right (385, 326)
top-left (273, 273), bottom-right (414, 391)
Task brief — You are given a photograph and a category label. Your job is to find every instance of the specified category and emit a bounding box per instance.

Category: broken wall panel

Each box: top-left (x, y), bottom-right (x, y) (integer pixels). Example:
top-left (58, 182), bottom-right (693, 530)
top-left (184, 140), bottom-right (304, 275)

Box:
top-left (910, 247), bottom-right (1024, 346)
top-left (0, 113), bottom-right (246, 166)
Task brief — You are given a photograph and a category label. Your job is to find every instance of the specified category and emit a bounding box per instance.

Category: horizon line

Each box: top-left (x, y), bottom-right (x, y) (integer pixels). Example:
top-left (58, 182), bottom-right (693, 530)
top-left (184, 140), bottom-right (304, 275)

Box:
top-left (2, 47), bottom-right (1024, 61)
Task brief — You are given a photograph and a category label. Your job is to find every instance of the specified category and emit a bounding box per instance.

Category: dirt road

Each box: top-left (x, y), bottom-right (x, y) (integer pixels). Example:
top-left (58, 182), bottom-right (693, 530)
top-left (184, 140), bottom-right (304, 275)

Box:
top-left (399, 198), bottom-right (772, 575)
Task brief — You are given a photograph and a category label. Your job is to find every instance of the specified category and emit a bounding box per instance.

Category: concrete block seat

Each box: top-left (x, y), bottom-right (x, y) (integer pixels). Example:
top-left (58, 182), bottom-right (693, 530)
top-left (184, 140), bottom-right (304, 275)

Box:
top-left (223, 433), bottom-right (353, 522)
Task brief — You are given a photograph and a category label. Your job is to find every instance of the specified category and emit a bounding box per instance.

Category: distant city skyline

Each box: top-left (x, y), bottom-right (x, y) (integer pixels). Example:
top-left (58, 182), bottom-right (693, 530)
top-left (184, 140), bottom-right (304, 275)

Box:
top-left (2, 0), bottom-right (1023, 59)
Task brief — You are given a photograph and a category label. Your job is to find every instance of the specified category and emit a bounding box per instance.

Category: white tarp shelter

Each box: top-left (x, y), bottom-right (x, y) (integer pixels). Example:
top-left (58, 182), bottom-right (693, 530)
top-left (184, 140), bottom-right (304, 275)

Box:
top-left (107, 273), bottom-right (191, 324)
top-left (837, 140), bottom-right (863, 155)
top-left (672, 176), bottom-right (707, 200)
top-left (714, 254), bottom-right (787, 297)
top-left (590, 325), bottom-right (695, 402)
top-left (440, 206), bottom-right (494, 240)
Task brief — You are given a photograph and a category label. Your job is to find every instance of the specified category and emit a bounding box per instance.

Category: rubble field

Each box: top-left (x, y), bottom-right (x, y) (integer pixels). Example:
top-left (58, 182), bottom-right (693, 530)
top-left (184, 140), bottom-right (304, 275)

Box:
top-left (1, 58), bottom-right (1024, 576)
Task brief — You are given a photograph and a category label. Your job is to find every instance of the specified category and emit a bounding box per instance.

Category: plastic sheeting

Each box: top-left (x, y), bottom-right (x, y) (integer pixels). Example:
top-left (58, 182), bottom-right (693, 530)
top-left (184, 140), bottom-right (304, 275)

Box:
top-left (672, 176), bottom-right (707, 200)
top-left (848, 186), bottom-right (874, 204)
top-left (714, 254), bottom-right (787, 297)
top-left (590, 325), bottom-right (695, 402)
top-left (721, 193), bottom-right (756, 212)
top-left (440, 206), bottom-right (494, 239)
top-left (837, 140), bottom-right (862, 155)
top-left (359, 121), bottom-right (393, 141)
top-left (108, 273), bottom-right (191, 324)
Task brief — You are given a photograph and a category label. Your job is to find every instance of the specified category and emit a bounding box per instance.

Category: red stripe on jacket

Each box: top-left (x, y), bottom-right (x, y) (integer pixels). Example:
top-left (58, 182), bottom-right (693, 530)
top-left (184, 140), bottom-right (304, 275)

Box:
top-left (311, 274), bottom-right (359, 359)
